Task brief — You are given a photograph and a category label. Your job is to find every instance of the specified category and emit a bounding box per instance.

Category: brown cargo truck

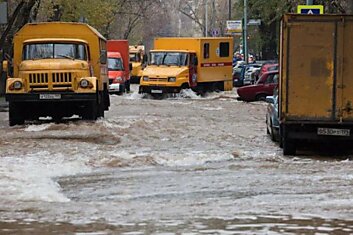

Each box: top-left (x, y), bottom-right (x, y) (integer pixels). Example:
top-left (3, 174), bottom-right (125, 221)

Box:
top-left (280, 14), bottom-right (353, 155)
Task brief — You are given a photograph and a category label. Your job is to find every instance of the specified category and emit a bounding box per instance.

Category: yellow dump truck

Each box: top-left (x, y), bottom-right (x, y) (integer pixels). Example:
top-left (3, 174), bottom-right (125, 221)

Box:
top-left (5, 22), bottom-right (110, 126)
top-left (139, 37), bottom-right (233, 96)
top-left (280, 14), bottom-right (353, 155)
top-left (129, 45), bottom-right (145, 83)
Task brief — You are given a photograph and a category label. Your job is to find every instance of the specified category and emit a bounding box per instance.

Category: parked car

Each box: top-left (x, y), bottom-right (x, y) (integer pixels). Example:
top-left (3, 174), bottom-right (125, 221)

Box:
top-left (236, 70), bottom-right (279, 102)
top-left (233, 63), bottom-right (262, 87)
top-left (243, 65), bottom-right (261, 85)
top-left (257, 63), bottom-right (278, 81)
top-left (233, 65), bottom-right (245, 87)
top-left (266, 88), bottom-right (280, 142)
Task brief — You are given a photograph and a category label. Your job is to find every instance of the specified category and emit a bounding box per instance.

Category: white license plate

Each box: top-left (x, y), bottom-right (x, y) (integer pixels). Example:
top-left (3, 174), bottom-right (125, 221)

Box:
top-left (317, 128), bottom-right (350, 136)
top-left (39, 94), bottom-right (61, 100)
top-left (151, 89), bottom-right (162, 94)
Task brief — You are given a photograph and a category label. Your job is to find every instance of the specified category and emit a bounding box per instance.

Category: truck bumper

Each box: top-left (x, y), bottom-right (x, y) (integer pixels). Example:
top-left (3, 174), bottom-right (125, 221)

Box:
top-left (5, 92), bottom-right (96, 102)
top-left (282, 123), bottom-right (353, 141)
top-left (109, 83), bottom-right (125, 94)
top-left (139, 85), bottom-right (181, 94)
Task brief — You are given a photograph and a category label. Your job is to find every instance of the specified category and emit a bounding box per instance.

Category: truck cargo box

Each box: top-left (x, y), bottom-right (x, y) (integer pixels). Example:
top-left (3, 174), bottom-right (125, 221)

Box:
top-left (280, 14), bottom-right (353, 155)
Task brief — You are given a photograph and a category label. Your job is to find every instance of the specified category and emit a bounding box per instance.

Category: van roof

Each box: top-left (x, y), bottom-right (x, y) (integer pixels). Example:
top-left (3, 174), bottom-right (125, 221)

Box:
top-left (17, 22), bottom-right (106, 41)
top-left (150, 49), bottom-right (195, 53)
top-left (23, 38), bottom-right (89, 44)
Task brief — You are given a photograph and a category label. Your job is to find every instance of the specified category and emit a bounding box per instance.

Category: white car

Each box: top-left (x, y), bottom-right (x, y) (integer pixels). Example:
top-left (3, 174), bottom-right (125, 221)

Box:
top-left (243, 66), bottom-right (261, 85)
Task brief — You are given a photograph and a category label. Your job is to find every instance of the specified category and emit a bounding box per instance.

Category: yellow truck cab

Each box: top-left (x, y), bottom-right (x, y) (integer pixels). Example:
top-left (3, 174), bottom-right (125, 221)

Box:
top-left (139, 37), bottom-right (233, 96)
top-left (5, 22), bottom-right (110, 126)
top-left (129, 45), bottom-right (145, 83)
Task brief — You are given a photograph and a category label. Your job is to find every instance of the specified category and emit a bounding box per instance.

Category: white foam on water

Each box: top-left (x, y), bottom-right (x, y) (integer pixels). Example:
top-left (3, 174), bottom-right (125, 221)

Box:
top-left (200, 106), bottom-right (223, 111)
top-left (153, 151), bottom-right (233, 167)
top-left (24, 123), bottom-right (53, 132)
top-left (0, 151), bottom-right (91, 202)
top-left (178, 89), bottom-right (202, 99)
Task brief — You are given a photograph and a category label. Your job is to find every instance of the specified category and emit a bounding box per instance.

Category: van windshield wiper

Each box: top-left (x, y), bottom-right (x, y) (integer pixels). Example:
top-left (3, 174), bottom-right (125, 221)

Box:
top-left (57, 54), bottom-right (74, 60)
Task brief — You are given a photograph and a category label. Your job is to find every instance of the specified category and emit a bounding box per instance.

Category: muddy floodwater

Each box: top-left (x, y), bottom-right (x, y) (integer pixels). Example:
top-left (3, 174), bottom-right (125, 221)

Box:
top-left (0, 85), bottom-right (352, 234)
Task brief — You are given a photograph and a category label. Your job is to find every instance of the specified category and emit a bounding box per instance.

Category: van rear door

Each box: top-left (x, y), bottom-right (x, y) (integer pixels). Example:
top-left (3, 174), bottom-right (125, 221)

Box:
top-left (284, 18), bottom-right (335, 121)
top-left (337, 20), bottom-right (353, 121)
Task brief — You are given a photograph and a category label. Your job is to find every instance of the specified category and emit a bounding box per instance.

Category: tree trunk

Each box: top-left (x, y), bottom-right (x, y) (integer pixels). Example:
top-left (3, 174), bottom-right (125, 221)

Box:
top-left (0, 0), bottom-right (39, 95)
top-left (259, 20), bottom-right (278, 60)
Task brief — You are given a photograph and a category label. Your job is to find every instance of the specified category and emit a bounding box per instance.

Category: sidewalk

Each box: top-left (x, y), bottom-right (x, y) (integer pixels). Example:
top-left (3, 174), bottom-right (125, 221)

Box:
top-left (0, 96), bottom-right (8, 112)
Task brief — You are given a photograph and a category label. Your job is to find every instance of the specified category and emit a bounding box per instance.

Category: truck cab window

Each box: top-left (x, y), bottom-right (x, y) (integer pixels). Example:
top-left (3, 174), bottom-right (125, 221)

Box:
top-left (108, 58), bottom-right (124, 71)
top-left (149, 52), bottom-right (187, 66)
top-left (23, 43), bottom-right (87, 60)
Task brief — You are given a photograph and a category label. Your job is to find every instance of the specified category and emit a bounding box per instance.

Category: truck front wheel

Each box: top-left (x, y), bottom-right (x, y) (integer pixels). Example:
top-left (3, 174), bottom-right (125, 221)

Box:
top-left (9, 102), bottom-right (25, 126)
top-left (82, 101), bottom-right (97, 120)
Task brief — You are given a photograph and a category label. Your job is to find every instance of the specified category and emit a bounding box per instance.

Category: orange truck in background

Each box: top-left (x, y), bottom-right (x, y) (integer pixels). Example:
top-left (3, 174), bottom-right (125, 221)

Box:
top-left (107, 40), bottom-right (130, 94)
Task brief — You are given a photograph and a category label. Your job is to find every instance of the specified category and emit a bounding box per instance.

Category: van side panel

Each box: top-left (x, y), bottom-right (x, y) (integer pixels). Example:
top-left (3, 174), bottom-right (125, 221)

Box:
top-left (198, 39), bottom-right (233, 83)
top-left (154, 38), bottom-right (233, 83)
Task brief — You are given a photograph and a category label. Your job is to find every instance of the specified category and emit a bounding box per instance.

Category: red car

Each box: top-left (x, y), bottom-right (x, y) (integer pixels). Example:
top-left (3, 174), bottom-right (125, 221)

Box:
top-left (237, 71), bottom-right (278, 102)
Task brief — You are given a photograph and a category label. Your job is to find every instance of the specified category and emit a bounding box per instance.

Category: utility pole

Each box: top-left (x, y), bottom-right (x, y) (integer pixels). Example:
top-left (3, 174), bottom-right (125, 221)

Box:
top-left (243, 0), bottom-right (248, 64)
top-left (228, 0), bottom-right (231, 20)
top-left (205, 0), bottom-right (208, 37)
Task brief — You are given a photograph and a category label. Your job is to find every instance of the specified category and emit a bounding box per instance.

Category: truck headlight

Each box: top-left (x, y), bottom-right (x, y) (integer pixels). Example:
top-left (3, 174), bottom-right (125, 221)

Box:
top-left (13, 81), bottom-right (23, 90)
top-left (143, 76), bottom-right (149, 81)
top-left (115, 76), bottom-right (123, 82)
top-left (168, 77), bottom-right (176, 82)
top-left (79, 79), bottom-right (90, 88)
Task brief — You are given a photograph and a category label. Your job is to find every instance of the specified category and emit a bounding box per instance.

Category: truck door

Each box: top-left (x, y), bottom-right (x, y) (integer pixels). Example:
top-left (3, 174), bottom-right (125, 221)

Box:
top-left (189, 53), bottom-right (197, 87)
top-left (286, 21), bottom-right (335, 120)
top-left (337, 20), bottom-right (353, 121)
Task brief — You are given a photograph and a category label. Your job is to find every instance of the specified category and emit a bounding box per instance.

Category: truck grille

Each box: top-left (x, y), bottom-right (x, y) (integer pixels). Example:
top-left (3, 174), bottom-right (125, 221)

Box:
top-left (149, 77), bottom-right (167, 82)
top-left (28, 72), bottom-right (73, 90)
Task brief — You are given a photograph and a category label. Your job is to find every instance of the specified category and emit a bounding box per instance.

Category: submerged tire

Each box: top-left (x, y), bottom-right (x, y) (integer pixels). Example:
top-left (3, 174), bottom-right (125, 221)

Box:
top-left (9, 102), bottom-right (25, 126)
top-left (255, 94), bottom-right (267, 101)
top-left (82, 101), bottom-right (98, 120)
top-left (283, 137), bottom-right (296, 155)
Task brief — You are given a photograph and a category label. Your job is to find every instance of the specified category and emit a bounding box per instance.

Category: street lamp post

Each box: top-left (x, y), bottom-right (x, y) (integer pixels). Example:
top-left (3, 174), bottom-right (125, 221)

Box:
top-left (228, 0), bottom-right (231, 20)
top-left (243, 0), bottom-right (248, 64)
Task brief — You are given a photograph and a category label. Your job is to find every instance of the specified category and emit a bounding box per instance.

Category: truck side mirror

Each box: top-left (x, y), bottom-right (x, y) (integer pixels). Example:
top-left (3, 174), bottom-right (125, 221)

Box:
top-left (129, 63), bottom-right (132, 71)
top-left (193, 57), bottom-right (198, 66)
top-left (2, 60), bottom-right (8, 72)
top-left (100, 50), bottom-right (107, 64)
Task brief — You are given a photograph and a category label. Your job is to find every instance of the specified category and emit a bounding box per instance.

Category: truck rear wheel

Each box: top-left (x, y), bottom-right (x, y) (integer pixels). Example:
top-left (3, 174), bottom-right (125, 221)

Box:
top-left (9, 102), bottom-right (25, 126)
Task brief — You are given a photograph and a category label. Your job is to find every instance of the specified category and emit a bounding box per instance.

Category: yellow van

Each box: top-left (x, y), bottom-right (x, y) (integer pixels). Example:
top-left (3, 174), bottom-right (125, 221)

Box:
top-left (139, 37), bottom-right (233, 96)
top-left (5, 22), bottom-right (110, 126)
top-left (129, 45), bottom-right (145, 83)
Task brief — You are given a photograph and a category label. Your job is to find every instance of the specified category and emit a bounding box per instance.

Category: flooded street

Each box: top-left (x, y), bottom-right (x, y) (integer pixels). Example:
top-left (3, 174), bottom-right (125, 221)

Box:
top-left (0, 85), bottom-right (353, 234)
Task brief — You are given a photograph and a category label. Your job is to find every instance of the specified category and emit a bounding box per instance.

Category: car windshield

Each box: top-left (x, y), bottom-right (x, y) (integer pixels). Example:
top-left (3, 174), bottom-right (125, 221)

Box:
top-left (108, 57), bottom-right (124, 71)
top-left (149, 52), bottom-right (188, 66)
top-left (23, 42), bottom-right (87, 60)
